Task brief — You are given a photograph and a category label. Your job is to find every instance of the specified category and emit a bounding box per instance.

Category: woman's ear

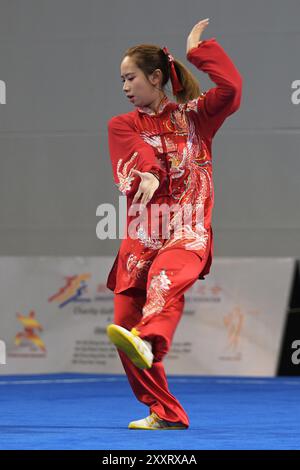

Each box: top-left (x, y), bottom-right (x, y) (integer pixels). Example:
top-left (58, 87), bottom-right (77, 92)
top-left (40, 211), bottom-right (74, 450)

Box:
top-left (149, 68), bottom-right (163, 86)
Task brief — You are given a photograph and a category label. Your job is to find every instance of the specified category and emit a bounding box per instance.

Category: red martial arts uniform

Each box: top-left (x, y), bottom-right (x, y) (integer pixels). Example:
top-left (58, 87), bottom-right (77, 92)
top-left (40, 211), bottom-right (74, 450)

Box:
top-left (106, 38), bottom-right (242, 426)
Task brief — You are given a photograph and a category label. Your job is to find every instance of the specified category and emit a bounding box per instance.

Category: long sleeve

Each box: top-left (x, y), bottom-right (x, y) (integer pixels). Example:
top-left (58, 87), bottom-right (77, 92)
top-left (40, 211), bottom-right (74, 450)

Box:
top-left (107, 115), bottom-right (167, 196)
top-left (186, 38), bottom-right (243, 138)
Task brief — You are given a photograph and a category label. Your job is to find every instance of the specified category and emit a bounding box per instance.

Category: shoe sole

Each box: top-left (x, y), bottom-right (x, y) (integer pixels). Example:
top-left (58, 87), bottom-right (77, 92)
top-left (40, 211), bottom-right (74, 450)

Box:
top-left (107, 325), bottom-right (152, 369)
top-left (128, 424), bottom-right (188, 430)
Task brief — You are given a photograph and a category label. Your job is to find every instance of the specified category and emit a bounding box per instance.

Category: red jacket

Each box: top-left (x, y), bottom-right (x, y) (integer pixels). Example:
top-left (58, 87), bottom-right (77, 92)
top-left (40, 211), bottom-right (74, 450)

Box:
top-left (106, 38), bottom-right (242, 293)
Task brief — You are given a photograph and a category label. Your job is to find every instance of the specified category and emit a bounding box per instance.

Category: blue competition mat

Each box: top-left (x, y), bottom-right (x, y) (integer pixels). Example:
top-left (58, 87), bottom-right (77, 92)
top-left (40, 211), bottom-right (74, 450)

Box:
top-left (0, 374), bottom-right (299, 450)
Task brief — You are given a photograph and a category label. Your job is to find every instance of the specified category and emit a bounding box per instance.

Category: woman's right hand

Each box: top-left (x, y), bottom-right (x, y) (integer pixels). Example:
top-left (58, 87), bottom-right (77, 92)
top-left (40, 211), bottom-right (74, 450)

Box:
top-left (131, 169), bottom-right (160, 207)
top-left (186, 18), bottom-right (210, 55)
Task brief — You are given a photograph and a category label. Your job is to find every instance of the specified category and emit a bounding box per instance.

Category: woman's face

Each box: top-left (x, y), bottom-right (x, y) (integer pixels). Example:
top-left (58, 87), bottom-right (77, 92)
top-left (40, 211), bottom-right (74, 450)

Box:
top-left (120, 55), bottom-right (162, 108)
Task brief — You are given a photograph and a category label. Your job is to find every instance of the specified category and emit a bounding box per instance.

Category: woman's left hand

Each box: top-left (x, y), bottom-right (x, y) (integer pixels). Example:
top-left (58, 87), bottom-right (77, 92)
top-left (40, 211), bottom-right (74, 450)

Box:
top-left (186, 18), bottom-right (210, 54)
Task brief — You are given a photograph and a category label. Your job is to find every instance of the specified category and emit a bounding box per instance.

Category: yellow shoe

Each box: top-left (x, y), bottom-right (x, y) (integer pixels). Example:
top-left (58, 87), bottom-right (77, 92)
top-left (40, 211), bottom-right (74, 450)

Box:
top-left (106, 324), bottom-right (153, 369)
top-left (128, 412), bottom-right (188, 430)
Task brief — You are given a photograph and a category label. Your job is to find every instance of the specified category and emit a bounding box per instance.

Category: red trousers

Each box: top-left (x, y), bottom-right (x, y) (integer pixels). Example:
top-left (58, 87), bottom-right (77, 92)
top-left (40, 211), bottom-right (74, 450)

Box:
top-left (114, 247), bottom-right (209, 427)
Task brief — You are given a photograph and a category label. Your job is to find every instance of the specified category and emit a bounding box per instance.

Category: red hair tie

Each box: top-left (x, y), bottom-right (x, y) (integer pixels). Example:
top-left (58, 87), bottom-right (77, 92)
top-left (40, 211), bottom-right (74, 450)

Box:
top-left (162, 46), bottom-right (184, 95)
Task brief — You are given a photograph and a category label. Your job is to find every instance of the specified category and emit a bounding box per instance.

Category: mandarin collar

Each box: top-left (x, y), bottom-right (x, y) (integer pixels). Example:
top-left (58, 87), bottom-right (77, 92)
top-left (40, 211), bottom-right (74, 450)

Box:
top-left (137, 95), bottom-right (175, 117)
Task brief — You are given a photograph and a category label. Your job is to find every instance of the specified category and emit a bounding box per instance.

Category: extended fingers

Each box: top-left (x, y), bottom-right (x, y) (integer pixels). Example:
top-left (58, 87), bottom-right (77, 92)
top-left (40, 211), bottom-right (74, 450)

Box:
top-left (132, 189), bottom-right (141, 205)
top-left (197, 18), bottom-right (209, 25)
top-left (192, 18), bottom-right (209, 32)
top-left (141, 191), bottom-right (152, 206)
top-left (132, 189), bottom-right (150, 207)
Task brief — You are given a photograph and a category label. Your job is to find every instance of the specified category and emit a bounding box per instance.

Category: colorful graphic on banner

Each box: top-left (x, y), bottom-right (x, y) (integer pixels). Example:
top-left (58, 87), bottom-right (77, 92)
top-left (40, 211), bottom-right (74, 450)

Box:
top-left (15, 310), bottom-right (46, 352)
top-left (48, 274), bottom-right (91, 307)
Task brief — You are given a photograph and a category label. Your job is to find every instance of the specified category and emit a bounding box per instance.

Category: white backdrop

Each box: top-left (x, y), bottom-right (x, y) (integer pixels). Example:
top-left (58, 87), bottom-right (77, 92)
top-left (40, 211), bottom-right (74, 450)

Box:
top-left (0, 257), bottom-right (294, 376)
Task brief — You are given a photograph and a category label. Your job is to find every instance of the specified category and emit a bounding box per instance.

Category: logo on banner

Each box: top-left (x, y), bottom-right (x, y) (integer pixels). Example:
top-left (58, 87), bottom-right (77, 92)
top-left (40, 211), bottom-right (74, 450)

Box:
top-left (219, 306), bottom-right (260, 361)
top-left (8, 310), bottom-right (46, 358)
top-left (48, 273), bottom-right (92, 308)
top-left (223, 306), bottom-right (244, 353)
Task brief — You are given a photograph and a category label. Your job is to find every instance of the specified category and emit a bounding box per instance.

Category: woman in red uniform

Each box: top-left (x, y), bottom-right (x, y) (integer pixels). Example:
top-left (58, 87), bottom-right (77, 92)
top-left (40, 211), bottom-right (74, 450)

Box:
top-left (106, 18), bottom-right (242, 430)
